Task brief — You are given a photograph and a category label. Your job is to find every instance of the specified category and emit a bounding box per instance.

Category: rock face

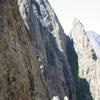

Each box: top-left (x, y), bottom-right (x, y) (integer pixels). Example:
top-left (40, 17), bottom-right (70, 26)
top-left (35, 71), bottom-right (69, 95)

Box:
top-left (0, 0), bottom-right (49, 100)
top-left (69, 18), bottom-right (100, 100)
top-left (0, 0), bottom-right (77, 100)
top-left (18, 0), bottom-right (77, 100)
top-left (86, 31), bottom-right (100, 59)
top-left (0, 0), bottom-right (99, 100)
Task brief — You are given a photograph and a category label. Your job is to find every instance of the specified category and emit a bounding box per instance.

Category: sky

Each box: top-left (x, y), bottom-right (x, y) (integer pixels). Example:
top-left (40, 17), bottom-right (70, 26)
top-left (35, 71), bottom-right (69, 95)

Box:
top-left (49, 0), bottom-right (100, 35)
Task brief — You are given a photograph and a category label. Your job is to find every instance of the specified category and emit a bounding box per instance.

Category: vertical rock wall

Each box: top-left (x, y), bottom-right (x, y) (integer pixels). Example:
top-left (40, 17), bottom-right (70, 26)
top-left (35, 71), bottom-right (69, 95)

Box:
top-left (70, 18), bottom-right (100, 100)
top-left (18, 0), bottom-right (77, 100)
top-left (0, 0), bottom-right (49, 100)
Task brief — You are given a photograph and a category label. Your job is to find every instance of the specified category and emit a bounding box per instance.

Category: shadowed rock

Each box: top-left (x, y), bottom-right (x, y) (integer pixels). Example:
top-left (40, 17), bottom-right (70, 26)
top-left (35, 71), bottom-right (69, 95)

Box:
top-left (18, 0), bottom-right (77, 99)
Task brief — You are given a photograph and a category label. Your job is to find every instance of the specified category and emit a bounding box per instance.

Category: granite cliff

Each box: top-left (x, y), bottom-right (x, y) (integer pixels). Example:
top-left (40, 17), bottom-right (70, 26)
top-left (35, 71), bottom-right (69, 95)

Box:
top-left (18, 0), bottom-right (77, 99)
top-left (69, 18), bottom-right (100, 100)
top-left (0, 0), bottom-right (76, 100)
top-left (0, 0), bottom-right (99, 100)
top-left (86, 31), bottom-right (100, 59)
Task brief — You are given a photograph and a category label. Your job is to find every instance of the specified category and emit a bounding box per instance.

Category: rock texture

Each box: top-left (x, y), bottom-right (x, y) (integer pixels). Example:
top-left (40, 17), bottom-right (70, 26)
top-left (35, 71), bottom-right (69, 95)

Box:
top-left (18, 0), bottom-right (77, 100)
top-left (0, 0), bottom-right (78, 100)
top-left (86, 31), bottom-right (100, 59)
top-left (69, 18), bottom-right (100, 100)
top-left (0, 0), bottom-right (99, 100)
top-left (0, 0), bottom-right (49, 100)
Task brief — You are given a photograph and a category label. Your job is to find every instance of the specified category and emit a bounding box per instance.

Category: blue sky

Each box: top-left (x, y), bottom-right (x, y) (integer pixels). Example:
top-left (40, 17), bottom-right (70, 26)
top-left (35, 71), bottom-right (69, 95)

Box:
top-left (49, 0), bottom-right (100, 35)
